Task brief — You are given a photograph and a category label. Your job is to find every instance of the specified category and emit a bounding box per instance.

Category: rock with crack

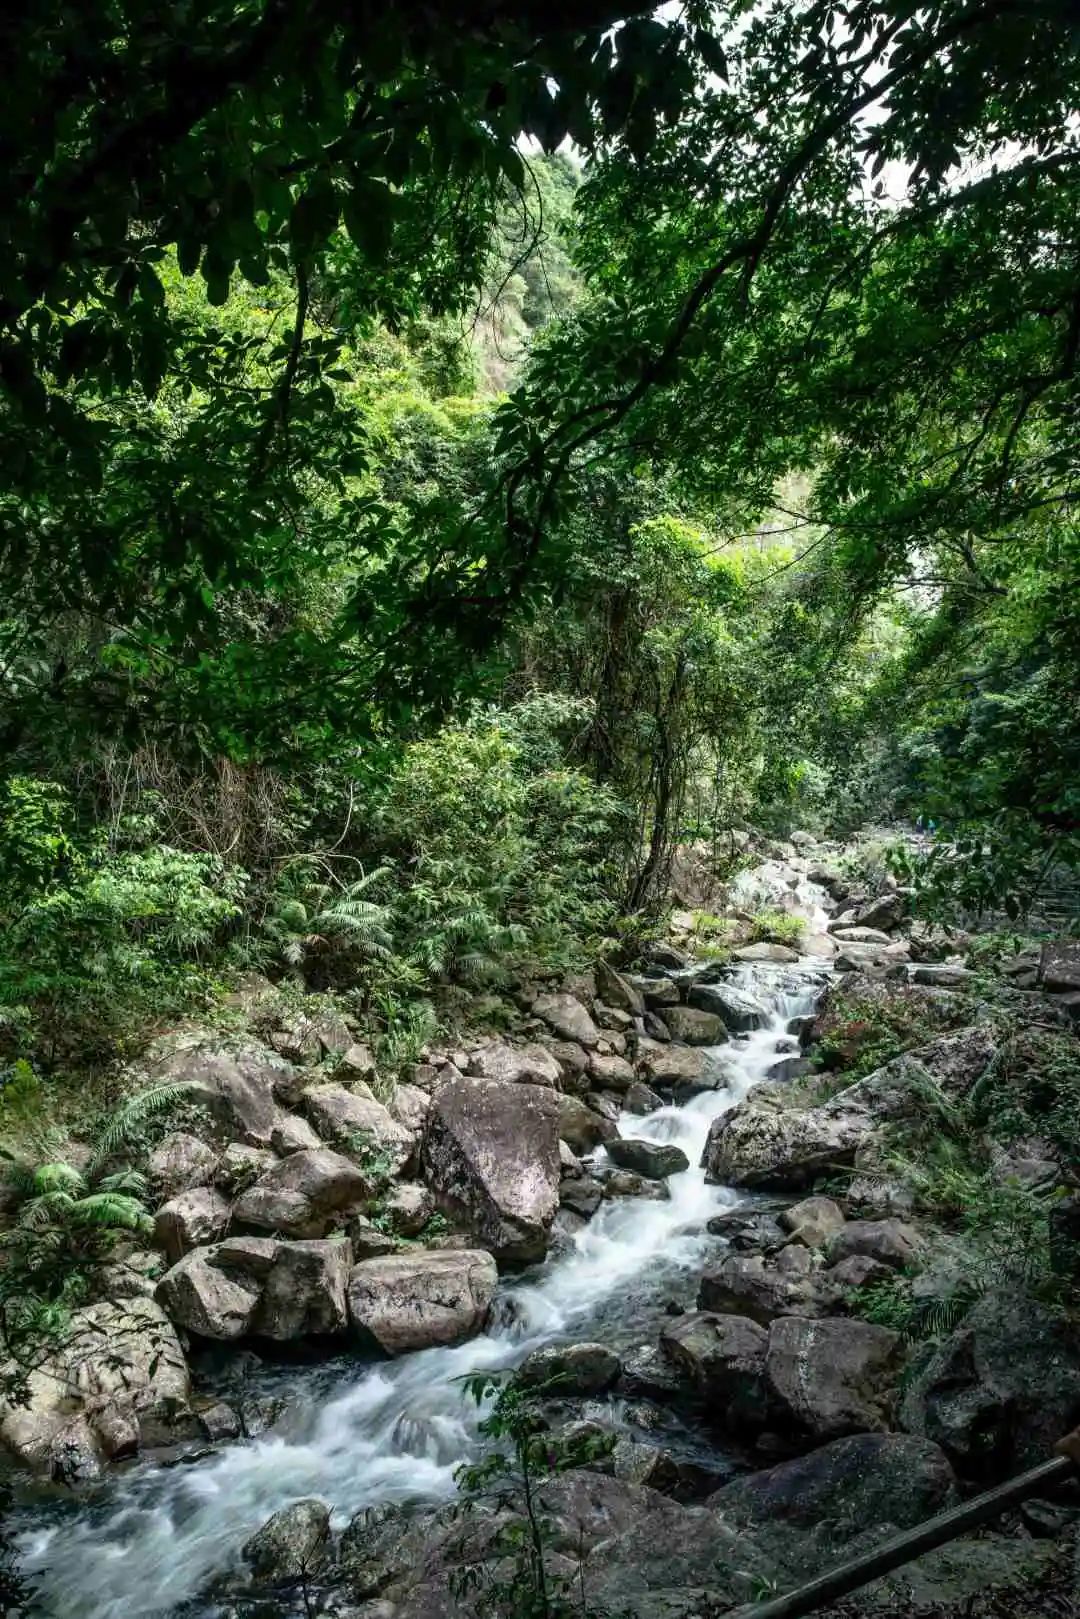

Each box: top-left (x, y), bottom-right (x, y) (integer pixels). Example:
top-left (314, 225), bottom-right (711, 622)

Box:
top-left (827, 1217), bottom-right (924, 1271)
top-left (347, 1250), bottom-right (497, 1354)
top-left (147, 1132), bottom-right (218, 1199)
top-left (466, 1041), bottom-right (562, 1087)
top-left (421, 1075), bottom-right (561, 1262)
top-left (688, 982), bottom-right (768, 1032)
top-left (779, 1195), bottom-right (846, 1250)
top-left (302, 1084), bottom-right (414, 1173)
top-left (606, 1137), bottom-right (689, 1180)
top-left (595, 959), bottom-right (645, 1016)
top-left (156, 1235), bottom-right (350, 1341)
top-left (660, 1312), bottom-right (769, 1431)
top-left (143, 1034), bottom-right (298, 1148)
top-left (661, 1006), bottom-right (728, 1045)
top-left (153, 1186), bottom-right (231, 1264)
top-left (698, 1247), bottom-right (835, 1326)
top-left (556, 1093), bottom-right (616, 1154)
top-left (256, 1238), bottom-right (352, 1339)
top-left (702, 1098), bottom-right (873, 1189)
top-left (765, 1316), bottom-right (903, 1441)
top-left (233, 1147), bottom-right (371, 1237)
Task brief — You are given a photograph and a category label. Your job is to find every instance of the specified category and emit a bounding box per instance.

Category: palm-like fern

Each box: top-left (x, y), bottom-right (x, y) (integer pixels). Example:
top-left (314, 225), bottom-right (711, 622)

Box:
top-left (263, 865), bottom-right (394, 974)
top-left (87, 1081), bottom-right (198, 1176)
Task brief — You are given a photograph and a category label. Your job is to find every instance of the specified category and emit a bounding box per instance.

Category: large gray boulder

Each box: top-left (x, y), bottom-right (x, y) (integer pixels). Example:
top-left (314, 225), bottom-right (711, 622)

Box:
top-left (147, 1132), bottom-right (218, 1198)
top-left (154, 1186), bottom-right (231, 1264)
top-left (698, 1247), bottom-right (834, 1325)
top-left (556, 1094), bottom-right (616, 1154)
top-left (900, 1288), bottom-right (1080, 1476)
top-left (702, 1097), bottom-right (872, 1188)
top-left (780, 1195), bottom-right (846, 1249)
top-left (347, 1250), bottom-right (496, 1354)
top-left (242, 1498), bottom-right (331, 1582)
top-left (688, 982), bottom-right (768, 1032)
top-left (257, 1238), bottom-right (351, 1339)
top-left (517, 1341), bottom-right (621, 1396)
top-left (765, 1316), bottom-right (902, 1440)
top-left (302, 1084), bottom-right (414, 1172)
top-left (635, 1039), bottom-right (708, 1090)
top-left (532, 993), bottom-right (600, 1048)
top-left (605, 1138), bottom-right (689, 1180)
top-left (233, 1147), bottom-right (370, 1237)
top-left (661, 1006), bottom-right (728, 1045)
top-left (595, 960), bottom-right (645, 1016)
top-left (660, 1312), bottom-right (769, 1430)
top-left (422, 1076), bottom-right (561, 1262)
top-left (827, 1217), bottom-right (924, 1271)
top-left (156, 1235), bottom-right (351, 1341)
top-left (466, 1043), bottom-right (562, 1087)
top-left (145, 1035), bottom-right (298, 1148)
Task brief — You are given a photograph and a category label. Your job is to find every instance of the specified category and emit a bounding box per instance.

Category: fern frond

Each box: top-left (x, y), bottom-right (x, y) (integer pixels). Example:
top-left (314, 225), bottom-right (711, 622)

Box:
top-left (69, 1193), bottom-right (152, 1233)
top-left (89, 1082), bottom-right (198, 1177)
top-left (31, 1162), bottom-right (86, 1197)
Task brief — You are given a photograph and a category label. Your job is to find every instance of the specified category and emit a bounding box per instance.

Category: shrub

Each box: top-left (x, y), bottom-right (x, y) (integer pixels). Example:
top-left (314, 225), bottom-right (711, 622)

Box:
top-left (747, 910), bottom-right (805, 947)
top-left (967, 1028), bottom-right (1080, 1159)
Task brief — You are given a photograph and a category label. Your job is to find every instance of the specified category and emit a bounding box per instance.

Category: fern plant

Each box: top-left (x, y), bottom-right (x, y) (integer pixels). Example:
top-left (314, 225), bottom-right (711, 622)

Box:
top-left (261, 863), bottom-right (393, 991)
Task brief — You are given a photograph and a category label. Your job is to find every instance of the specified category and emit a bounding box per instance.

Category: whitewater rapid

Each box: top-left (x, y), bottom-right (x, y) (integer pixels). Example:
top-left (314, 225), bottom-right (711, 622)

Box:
top-left (20, 879), bottom-right (830, 1617)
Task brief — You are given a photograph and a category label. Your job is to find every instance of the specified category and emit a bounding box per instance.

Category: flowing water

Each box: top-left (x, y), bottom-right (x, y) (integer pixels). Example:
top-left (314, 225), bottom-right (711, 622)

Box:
top-left (19, 876), bottom-right (830, 1618)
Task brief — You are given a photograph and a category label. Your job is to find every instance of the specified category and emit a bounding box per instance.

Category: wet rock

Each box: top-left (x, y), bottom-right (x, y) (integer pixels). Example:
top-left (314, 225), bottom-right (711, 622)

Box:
top-left (602, 1170), bottom-right (670, 1200)
top-left (422, 1075), bottom-right (561, 1262)
top-left (154, 1186), bottom-right (232, 1265)
top-left (596, 960), bottom-right (645, 1016)
top-left (636, 1039), bottom-right (706, 1090)
top-left (732, 943), bottom-right (801, 964)
top-left (612, 1439), bottom-right (720, 1501)
top-left (257, 1238), bottom-right (351, 1339)
top-left (702, 1098), bottom-right (872, 1189)
top-left (660, 1312), bottom-right (769, 1430)
top-left (606, 1138), bottom-right (689, 1180)
top-left (588, 1051), bottom-right (636, 1091)
top-left (466, 1042), bottom-right (562, 1087)
top-left (148, 1132), bottom-right (219, 1199)
top-left (242, 1498), bottom-right (331, 1581)
top-left (302, 1085), bottom-right (413, 1173)
top-left (347, 1250), bottom-right (497, 1355)
top-left (518, 1341), bottom-right (621, 1396)
top-left (145, 1035), bottom-right (298, 1149)
top-left (197, 1401), bottom-right (242, 1442)
top-left (706, 1209), bottom-right (787, 1252)
top-left (623, 1080), bottom-right (664, 1115)
top-left (234, 1148), bottom-right (370, 1238)
top-left (827, 1217), bottom-right (924, 1271)
top-left (532, 993), bottom-right (600, 1048)
top-left (765, 1316), bottom-right (902, 1440)
top-left (779, 1195), bottom-right (846, 1249)
top-left (559, 1177), bottom-right (604, 1218)
top-left (630, 976), bottom-right (681, 1008)
top-left (661, 1006), bottom-right (728, 1045)
top-left (556, 1093), bottom-right (616, 1153)
top-left (698, 1247), bottom-right (834, 1325)
top-left (688, 982), bottom-right (768, 1032)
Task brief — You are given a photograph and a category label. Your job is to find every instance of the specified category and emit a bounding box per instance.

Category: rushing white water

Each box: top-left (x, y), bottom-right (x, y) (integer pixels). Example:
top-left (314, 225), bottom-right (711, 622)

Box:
top-left (20, 877), bottom-right (830, 1618)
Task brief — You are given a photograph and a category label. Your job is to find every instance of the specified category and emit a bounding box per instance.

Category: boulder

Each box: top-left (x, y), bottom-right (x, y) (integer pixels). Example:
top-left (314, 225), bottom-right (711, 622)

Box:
top-left (422, 1076), bottom-right (561, 1262)
top-left (1040, 939), bottom-right (1080, 993)
top-left (702, 1099), bottom-right (872, 1189)
top-left (155, 1235), bottom-right (278, 1339)
top-left (338, 1041), bottom-right (378, 1082)
top-left (688, 983), bottom-right (768, 1032)
top-left (853, 892), bottom-right (908, 931)
top-left (595, 960), bottom-right (645, 1016)
top-left (560, 1177), bottom-right (604, 1218)
top-left (605, 1138), bottom-right (689, 1180)
top-left (620, 1343), bottom-right (687, 1401)
top-left (698, 1247), bottom-right (834, 1326)
top-left (660, 1312), bottom-right (769, 1429)
top-left (378, 1182), bottom-right (435, 1237)
top-left (829, 1255), bottom-right (896, 1291)
top-left (623, 1081), bottom-right (663, 1115)
top-left (347, 1250), bottom-right (497, 1354)
top-left (831, 926), bottom-right (892, 945)
top-left (233, 1148), bottom-right (370, 1237)
top-left (0, 1297), bottom-right (190, 1474)
top-left (153, 1186), bottom-right (231, 1264)
top-left (588, 1051), bottom-right (636, 1091)
top-left (216, 1142), bottom-right (275, 1194)
top-left (388, 1081), bottom-right (432, 1134)
top-left (899, 1288), bottom-right (1080, 1476)
top-left (466, 1042), bottom-right (562, 1088)
top-left (630, 976), bottom-right (681, 1008)
top-left (242, 1498), bottom-right (331, 1582)
top-left (765, 1316), bottom-right (903, 1440)
top-left (270, 1112), bottom-right (323, 1154)
top-left (256, 1238), bottom-right (351, 1339)
top-left (732, 943), bottom-right (800, 964)
top-left (147, 1132), bottom-right (218, 1199)
top-left (912, 964), bottom-right (974, 988)
top-left (603, 1170), bottom-right (670, 1200)
top-left (302, 1085), bottom-right (413, 1173)
top-left (532, 993), bottom-right (600, 1048)
top-left (661, 1006), bottom-right (727, 1045)
top-left (827, 1217), bottom-right (924, 1271)
top-left (779, 1195), bottom-right (846, 1249)
top-left (146, 1035), bottom-right (297, 1148)
top-left (347, 1215), bottom-right (401, 1259)
top-left (636, 1040), bottom-right (707, 1090)
top-left (517, 1341), bottom-right (621, 1396)
top-left (556, 1094), bottom-right (616, 1154)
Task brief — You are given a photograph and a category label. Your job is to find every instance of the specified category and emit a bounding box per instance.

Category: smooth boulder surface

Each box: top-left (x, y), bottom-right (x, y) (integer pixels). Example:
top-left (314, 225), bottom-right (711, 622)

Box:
top-left (422, 1075), bottom-right (561, 1262)
top-left (636, 1039), bottom-right (708, 1090)
top-left (466, 1042), bottom-right (562, 1087)
top-left (595, 960), bottom-right (645, 1016)
top-left (698, 1247), bottom-right (833, 1326)
top-left (780, 1195), bottom-right (846, 1249)
top-left (827, 1217), bottom-right (924, 1270)
top-left (661, 1005), bottom-right (727, 1045)
top-left (731, 943), bottom-right (801, 963)
top-left (233, 1147), bottom-right (370, 1237)
top-left (702, 1098), bottom-right (871, 1188)
top-left (532, 993), bottom-right (600, 1048)
top-left (688, 982), bottom-right (768, 1032)
top-left (606, 1137), bottom-right (689, 1180)
top-left (517, 1341), bottom-right (621, 1395)
top-left (156, 1235), bottom-right (350, 1341)
top-left (242, 1498), bottom-right (331, 1581)
top-left (153, 1186), bottom-right (231, 1264)
top-left (765, 1316), bottom-right (902, 1440)
top-left (147, 1035), bottom-right (298, 1148)
top-left (347, 1250), bottom-right (497, 1354)
top-left (302, 1084), bottom-right (414, 1172)
top-left (147, 1132), bottom-right (218, 1198)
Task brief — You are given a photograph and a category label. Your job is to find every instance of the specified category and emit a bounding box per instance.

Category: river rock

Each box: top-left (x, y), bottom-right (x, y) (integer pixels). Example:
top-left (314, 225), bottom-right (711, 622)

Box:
top-left (830, 926), bottom-right (892, 945)
top-left (688, 982), bottom-right (768, 1032)
top-left (779, 1195), bottom-right (845, 1249)
top-left (388, 1081), bottom-right (432, 1134)
top-left (623, 1080), bottom-right (664, 1114)
top-left (660, 1312), bottom-right (769, 1429)
top-left (636, 1039), bottom-right (707, 1090)
top-left (242, 1498), bottom-right (331, 1581)
top-left (602, 1170), bottom-right (670, 1200)
top-left (556, 1093), bottom-right (616, 1153)
top-left (302, 1085), bottom-right (414, 1173)
top-left (732, 943), bottom-right (801, 963)
top-left (532, 993), bottom-right (600, 1048)
top-left (631, 976), bottom-right (681, 1008)
top-left (422, 1075), bottom-right (561, 1262)
top-left (233, 1147), bottom-right (370, 1237)
top-left (466, 1042), bottom-right (562, 1087)
top-left (146, 1035), bottom-right (297, 1148)
top-left (518, 1341), bottom-right (621, 1396)
top-left (216, 1142), bottom-right (275, 1194)
top-left (588, 1051), bottom-right (636, 1090)
top-left (702, 1098), bottom-right (872, 1188)
top-left (661, 1006), bottom-right (727, 1045)
top-left (699, 1247), bottom-right (834, 1325)
top-left (0, 1297), bottom-right (190, 1474)
top-left (155, 1235), bottom-right (277, 1338)
top-left (595, 960), bottom-right (645, 1015)
top-left (347, 1250), bottom-right (496, 1354)
top-left (605, 1138), bottom-right (689, 1180)
top-left (765, 1316), bottom-right (903, 1440)
top-left (153, 1186), bottom-right (231, 1264)
top-left (560, 1176), bottom-right (603, 1218)
top-left (827, 1217), bottom-right (924, 1270)
top-left (380, 1182), bottom-right (435, 1237)
top-left (853, 892), bottom-right (907, 931)
top-left (148, 1132), bottom-right (218, 1198)
top-left (829, 1254), bottom-right (896, 1291)
top-left (257, 1238), bottom-right (351, 1339)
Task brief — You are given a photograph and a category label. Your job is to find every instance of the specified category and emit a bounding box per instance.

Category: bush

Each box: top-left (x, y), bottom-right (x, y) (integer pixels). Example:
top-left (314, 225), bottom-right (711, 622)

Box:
top-left (968, 1028), bottom-right (1080, 1159)
top-left (747, 910), bottom-right (805, 947)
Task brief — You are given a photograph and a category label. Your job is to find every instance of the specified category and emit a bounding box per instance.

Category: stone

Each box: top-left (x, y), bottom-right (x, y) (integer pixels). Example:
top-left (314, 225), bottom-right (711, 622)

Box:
top-left (216, 1142), bottom-right (275, 1194)
top-left (588, 1051), bottom-right (636, 1091)
top-left (270, 1112), bottom-right (323, 1154)
top-left (636, 1039), bottom-right (707, 1090)
top-left (732, 943), bottom-right (801, 963)
top-left (643, 1011), bottom-right (672, 1042)
top-left (347, 1250), bottom-right (497, 1354)
top-left (630, 976), bottom-right (681, 1008)
top-left (145, 1035), bottom-right (299, 1148)
top-left (702, 1099), bottom-right (872, 1189)
top-left (912, 964), bottom-right (974, 987)
top-left (660, 1312), bottom-right (769, 1429)
top-left (853, 892), bottom-right (908, 931)
top-left (256, 1238), bottom-right (351, 1339)
top-left (594, 1002), bottom-right (634, 1032)
top-left (147, 1133), bottom-right (218, 1198)
top-left (765, 1316), bottom-right (903, 1440)
top-left (661, 1005), bottom-right (727, 1045)
top-left (347, 1216), bottom-right (401, 1259)
top-left (556, 1094), bottom-right (616, 1154)
top-left (466, 1042), bottom-right (562, 1087)
top-left (1040, 939), bottom-right (1080, 993)
top-left (779, 1195), bottom-right (846, 1249)
top-left (302, 1085), bottom-right (413, 1174)
top-left (242, 1498), bottom-right (331, 1581)
top-left (0, 1297), bottom-right (190, 1474)
top-left (153, 1186), bottom-right (231, 1265)
top-left (623, 1081), bottom-right (663, 1115)
top-left (602, 1170), bottom-right (670, 1201)
top-left (643, 945), bottom-right (689, 972)
top-left (388, 1081), bottom-right (431, 1134)
top-left (831, 926), bottom-right (893, 945)
top-left (899, 1288), bottom-right (1080, 1477)
top-left (155, 1236), bottom-right (277, 1339)
top-left (605, 1138), bottom-right (689, 1180)
top-left (532, 993), bottom-right (600, 1048)
top-left (197, 1401), bottom-right (242, 1442)
top-left (827, 1217), bottom-right (924, 1271)
top-left (620, 1344), bottom-right (686, 1401)
top-left (802, 933), bottom-right (837, 957)
top-left (688, 982), bottom-right (768, 1032)
top-left (560, 1177), bottom-right (604, 1218)
top-left (234, 1148), bottom-right (370, 1237)
top-left (829, 1255), bottom-right (896, 1291)
top-left (595, 960), bottom-right (645, 1016)
top-left (517, 1341), bottom-right (621, 1396)
top-left (698, 1248), bottom-right (833, 1326)
top-left (338, 1041), bottom-right (378, 1081)
top-left (379, 1182), bottom-right (435, 1237)
top-left (422, 1075), bottom-right (561, 1262)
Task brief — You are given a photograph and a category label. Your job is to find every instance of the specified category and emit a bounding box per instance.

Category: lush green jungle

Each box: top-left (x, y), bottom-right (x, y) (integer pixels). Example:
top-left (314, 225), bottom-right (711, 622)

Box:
top-left (0, 2), bottom-right (1079, 1617)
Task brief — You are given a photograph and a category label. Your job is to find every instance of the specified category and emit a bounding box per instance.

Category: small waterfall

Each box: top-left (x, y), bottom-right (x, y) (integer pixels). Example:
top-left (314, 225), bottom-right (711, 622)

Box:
top-left (19, 918), bottom-right (829, 1618)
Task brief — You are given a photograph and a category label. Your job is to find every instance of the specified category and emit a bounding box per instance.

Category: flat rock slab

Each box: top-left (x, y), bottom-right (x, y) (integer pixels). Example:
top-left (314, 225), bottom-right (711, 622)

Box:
top-left (347, 1250), bottom-right (497, 1354)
